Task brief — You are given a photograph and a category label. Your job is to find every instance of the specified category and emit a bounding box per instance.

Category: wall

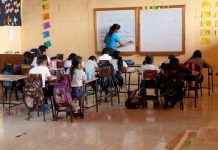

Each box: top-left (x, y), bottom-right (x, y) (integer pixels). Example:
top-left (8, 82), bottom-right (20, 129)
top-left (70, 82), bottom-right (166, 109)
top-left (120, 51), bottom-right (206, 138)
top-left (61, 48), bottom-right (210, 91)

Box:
top-left (21, 0), bottom-right (218, 84)
top-left (0, 26), bottom-right (21, 53)
top-left (22, 0), bottom-right (90, 59)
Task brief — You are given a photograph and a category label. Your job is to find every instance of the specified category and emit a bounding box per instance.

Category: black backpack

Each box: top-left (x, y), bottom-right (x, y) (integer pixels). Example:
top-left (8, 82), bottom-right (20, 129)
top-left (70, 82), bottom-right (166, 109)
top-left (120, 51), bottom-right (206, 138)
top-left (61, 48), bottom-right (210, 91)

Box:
top-left (125, 89), bottom-right (145, 109)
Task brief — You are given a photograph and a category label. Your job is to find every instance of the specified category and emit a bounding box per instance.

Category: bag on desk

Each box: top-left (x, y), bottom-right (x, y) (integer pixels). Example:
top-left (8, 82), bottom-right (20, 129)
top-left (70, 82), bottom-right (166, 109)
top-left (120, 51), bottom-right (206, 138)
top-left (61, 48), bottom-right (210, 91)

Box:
top-left (124, 60), bottom-right (135, 66)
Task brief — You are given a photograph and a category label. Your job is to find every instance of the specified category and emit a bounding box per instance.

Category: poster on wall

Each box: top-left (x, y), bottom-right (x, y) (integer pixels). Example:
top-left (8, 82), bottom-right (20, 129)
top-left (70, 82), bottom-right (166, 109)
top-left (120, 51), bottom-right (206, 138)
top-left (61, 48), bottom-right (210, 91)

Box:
top-left (0, 0), bottom-right (21, 26)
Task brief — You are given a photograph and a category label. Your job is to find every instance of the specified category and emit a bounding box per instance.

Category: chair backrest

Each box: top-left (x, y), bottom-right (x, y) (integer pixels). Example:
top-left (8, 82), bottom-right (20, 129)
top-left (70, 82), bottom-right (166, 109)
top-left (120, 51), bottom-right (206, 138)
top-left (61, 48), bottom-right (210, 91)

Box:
top-left (57, 61), bottom-right (64, 68)
top-left (99, 60), bottom-right (109, 65)
top-left (2, 63), bottom-right (14, 73)
top-left (21, 64), bottom-right (31, 75)
top-left (143, 70), bottom-right (158, 80)
top-left (56, 54), bottom-right (64, 60)
top-left (98, 68), bottom-right (112, 77)
top-left (165, 68), bottom-right (182, 79)
top-left (184, 62), bottom-right (201, 72)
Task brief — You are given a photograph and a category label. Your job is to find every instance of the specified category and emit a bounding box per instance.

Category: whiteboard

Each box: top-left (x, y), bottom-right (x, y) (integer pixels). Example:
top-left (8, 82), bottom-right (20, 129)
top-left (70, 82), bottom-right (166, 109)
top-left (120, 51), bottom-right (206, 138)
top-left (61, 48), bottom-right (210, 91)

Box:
top-left (140, 8), bottom-right (184, 53)
top-left (95, 9), bottom-right (136, 52)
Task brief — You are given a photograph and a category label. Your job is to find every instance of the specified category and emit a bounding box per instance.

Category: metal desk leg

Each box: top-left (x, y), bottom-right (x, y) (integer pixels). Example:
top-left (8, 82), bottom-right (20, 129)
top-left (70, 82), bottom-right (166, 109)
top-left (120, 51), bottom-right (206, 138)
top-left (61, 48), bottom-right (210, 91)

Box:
top-left (9, 81), bottom-right (12, 115)
top-left (128, 73), bottom-right (131, 91)
top-left (2, 83), bottom-right (5, 108)
top-left (95, 80), bottom-right (98, 112)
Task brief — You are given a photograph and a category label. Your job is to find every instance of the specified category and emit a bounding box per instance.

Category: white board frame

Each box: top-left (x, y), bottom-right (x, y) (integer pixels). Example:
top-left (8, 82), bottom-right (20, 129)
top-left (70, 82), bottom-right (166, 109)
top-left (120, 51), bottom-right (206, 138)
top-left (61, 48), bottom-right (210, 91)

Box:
top-left (94, 7), bottom-right (138, 55)
top-left (139, 5), bottom-right (185, 55)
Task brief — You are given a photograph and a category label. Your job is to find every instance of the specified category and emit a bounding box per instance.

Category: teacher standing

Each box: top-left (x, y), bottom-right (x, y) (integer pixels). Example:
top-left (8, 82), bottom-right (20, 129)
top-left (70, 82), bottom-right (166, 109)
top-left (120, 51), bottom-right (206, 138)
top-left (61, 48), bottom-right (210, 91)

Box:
top-left (104, 24), bottom-right (133, 53)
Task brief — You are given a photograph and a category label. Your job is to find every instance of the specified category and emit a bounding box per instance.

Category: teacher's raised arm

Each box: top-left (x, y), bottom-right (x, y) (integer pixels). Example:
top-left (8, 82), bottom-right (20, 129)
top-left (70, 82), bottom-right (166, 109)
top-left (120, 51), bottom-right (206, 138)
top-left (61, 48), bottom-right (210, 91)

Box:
top-left (105, 24), bottom-right (133, 52)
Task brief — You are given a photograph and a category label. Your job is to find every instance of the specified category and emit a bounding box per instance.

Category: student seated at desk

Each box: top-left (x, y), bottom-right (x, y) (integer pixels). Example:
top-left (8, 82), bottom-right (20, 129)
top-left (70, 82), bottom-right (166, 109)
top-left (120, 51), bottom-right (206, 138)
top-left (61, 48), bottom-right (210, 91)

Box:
top-left (184, 50), bottom-right (211, 83)
top-left (64, 53), bottom-right (76, 69)
top-left (97, 48), bottom-right (112, 62)
top-left (140, 55), bottom-right (160, 75)
top-left (110, 51), bottom-right (128, 87)
top-left (31, 45), bottom-right (50, 67)
top-left (14, 51), bottom-right (33, 75)
top-left (29, 55), bottom-right (53, 99)
top-left (66, 55), bottom-right (87, 114)
top-left (85, 56), bottom-right (98, 78)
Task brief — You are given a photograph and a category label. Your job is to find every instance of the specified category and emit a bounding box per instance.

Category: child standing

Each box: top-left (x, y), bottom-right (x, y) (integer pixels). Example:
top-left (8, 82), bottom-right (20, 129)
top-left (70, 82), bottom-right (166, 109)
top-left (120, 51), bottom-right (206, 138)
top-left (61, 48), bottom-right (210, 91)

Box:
top-left (67, 56), bottom-right (87, 116)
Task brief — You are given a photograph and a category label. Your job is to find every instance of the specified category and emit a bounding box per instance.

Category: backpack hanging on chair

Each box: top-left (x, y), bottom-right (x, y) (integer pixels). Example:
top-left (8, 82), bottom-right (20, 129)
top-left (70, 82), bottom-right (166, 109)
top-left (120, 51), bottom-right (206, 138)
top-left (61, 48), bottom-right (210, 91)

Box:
top-left (53, 74), bottom-right (73, 107)
top-left (23, 74), bottom-right (44, 109)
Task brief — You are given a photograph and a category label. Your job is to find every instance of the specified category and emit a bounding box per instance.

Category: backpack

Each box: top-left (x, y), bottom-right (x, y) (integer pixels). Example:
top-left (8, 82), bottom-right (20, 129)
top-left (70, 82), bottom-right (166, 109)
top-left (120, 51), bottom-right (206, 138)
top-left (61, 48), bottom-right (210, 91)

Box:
top-left (23, 74), bottom-right (44, 109)
top-left (53, 74), bottom-right (72, 107)
top-left (162, 77), bottom-right (183, 104)
top-left (99, 62), bottom-right (116, 89)
top-left (125, 89), bottom-right (145, 109)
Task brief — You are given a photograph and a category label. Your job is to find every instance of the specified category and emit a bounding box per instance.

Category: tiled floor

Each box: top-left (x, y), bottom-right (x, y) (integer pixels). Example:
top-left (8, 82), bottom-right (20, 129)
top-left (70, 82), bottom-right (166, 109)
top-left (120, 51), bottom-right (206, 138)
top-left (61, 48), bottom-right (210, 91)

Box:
top-left (1, 87), bottom-right (218, 150)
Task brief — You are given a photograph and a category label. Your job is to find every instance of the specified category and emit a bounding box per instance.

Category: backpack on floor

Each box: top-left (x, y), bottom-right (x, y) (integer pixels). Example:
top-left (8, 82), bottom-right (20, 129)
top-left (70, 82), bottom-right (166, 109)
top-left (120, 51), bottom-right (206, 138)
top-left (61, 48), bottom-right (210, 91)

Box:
top-left (23, 74), bottom-right (44, 109)
top-left (125, 89), bottom-right (145, 109)
top-left (53, 74), bottom-right (73, 107)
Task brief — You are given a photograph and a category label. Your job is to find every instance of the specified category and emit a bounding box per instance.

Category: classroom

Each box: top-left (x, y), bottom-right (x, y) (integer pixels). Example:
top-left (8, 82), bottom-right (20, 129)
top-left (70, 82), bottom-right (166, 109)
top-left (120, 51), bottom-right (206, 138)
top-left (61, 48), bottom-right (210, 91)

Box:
top-left (0, 0), bottom-right (218, 149)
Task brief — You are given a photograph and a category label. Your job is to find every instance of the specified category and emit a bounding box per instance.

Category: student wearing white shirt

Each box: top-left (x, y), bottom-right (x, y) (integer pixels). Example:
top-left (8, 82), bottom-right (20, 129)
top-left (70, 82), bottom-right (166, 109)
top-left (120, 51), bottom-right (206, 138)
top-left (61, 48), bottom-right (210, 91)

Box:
top-left (31, 45), bottom-right (50, 67)
top-left (97, 48), bottom-right (112, 62)
top-left (64, 53), bottom-right (76, 69)
top-left (67, 56), bottom-right (87, 115)
top-left (29, 55), bottom-right (53, 98)
top-left (110, 51), bottom-right (128, 72)
top-left (85, 56), bottom-right (98, 78)
top-left (110, 51), bottom-right (127, 87)
top-left (140, 55), bottom-right (160, 75)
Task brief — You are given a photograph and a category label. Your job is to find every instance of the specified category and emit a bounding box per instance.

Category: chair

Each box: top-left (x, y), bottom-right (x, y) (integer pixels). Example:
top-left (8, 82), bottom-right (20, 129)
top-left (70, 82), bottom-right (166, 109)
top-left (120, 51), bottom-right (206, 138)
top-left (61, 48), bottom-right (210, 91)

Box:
top-left (140, 70), bottom-right (159, 108)
top-left (21, 64), bottom-right (31, 75)
top-left (23, 74), bottom-right (54, 121)
top-left (53, 74), bottom-right (75, 122)
top-left (163, 68), bottom-right (184, 110)
top-left (98, 67), bottom-right (120, 105)
top-left (183, 62), bottom-right (201, 108)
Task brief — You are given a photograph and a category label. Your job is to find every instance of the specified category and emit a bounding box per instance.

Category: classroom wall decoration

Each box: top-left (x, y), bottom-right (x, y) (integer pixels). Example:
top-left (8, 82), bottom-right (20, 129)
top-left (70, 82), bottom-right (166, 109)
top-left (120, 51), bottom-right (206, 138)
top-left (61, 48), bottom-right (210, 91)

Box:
top-left (200, 0), bottom-right (212, 45)
top-left (0, 0), bottom-right (21, 26)
top-left (41, 0), bottom-right (52, 47)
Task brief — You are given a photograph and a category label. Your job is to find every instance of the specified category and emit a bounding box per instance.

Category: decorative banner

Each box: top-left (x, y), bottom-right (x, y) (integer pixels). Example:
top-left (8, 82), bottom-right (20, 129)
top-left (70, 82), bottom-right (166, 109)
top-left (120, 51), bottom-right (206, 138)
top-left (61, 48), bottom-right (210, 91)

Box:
top-left (42, 13), bottom-right (50, 20)
top-left (215, 20), bottom-right (218, 27)
top-left (42, 3), bottom-right (49, 10)
top-left (42, 31), bottom-right (50, 38)
top-left (202, 1), bottom-right (211, 9)
top-left (142, 6), bottom-right (146, 10)
top-left (215, 30), bottom-right (218, 36)
top-left (201, 29), bottom-right (211, 36)
top-left (201, 11), bottom-right (211, 18)
top-left (201, 38), bottom-right (211, 44)
top-left (43, 22), bottom-right (51, 30)
top-left (201, 20), bottom-right (211, 27)
top-left (151, 6), bottom-right (157, 10)
top-left (216, 2), bottom-right (218, 8)
top-left (44, 40), bottom-right (52, 47)
top-left (0, 0), bottom-right (21, 26)
top-left (215, 11), bottom-right (218, 18)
